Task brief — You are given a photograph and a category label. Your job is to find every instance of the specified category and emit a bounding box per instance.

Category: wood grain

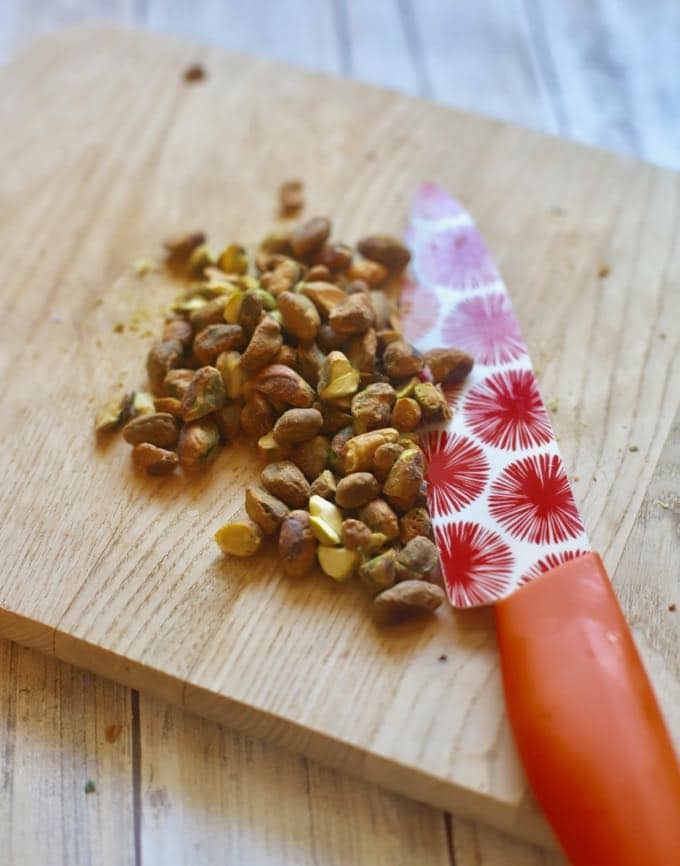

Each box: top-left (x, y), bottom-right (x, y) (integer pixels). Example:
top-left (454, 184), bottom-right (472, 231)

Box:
top-left (3, 400), bottom-right (679, 864)
top-left (138, 693), bottom-right (451, 865)
top-left (2, 1), bottom-right (679, 169)
top-left (0, 640), bottom-right (134, 866)
top-left (523, 0), bottom-right (680, 167)
top-left (0, 25), bottom-right (679, 849)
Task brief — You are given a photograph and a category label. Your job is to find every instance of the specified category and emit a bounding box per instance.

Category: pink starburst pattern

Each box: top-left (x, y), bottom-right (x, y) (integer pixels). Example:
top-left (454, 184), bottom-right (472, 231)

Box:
top-left (410, 181), bottom-right (465, 221)
top-left (413, 223), bottom-right (499, 292)
top-left (436, 521), bottom-right (514, 607)
top-left (489, 453), bottom-right (584, 545)
top-left (464, 369), bottom-right (552, 450)
top-left (422, 431), bottom-right (489, 517)
top-left (518, 549), bottom-right (590, 587)
top-left (441, 293), bottom-right (525, 366)
top-left (400, 278), bottom-right (440, 343)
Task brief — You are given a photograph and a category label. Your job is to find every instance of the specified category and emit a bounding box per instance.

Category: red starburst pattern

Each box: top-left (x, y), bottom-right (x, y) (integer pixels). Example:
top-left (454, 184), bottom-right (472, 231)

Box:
top-left (518, 549), bottom-right (590, 586)
top-left (436, 521), bottom-right (514, 606)
top-left (414, 224), bottom-right (499, 291)
top-left (464, 369), bottom-right (552, 450)
top-left (410, 181), bottom-right (465, 221)
top-left (400, 278), bottom-right (440, 343)
top-left (422, 431), bottom-right (489, 516)
top-left (489, 454), bottom-right (583, 545)
top-left (441, 293), bottom-right (524, 366)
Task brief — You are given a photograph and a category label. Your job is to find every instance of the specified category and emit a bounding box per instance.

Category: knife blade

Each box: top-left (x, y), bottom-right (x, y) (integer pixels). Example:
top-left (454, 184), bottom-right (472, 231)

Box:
top-left (403, 183), bottom-right (680, 866)
top-left (404, 182), bottom-right (588, 609)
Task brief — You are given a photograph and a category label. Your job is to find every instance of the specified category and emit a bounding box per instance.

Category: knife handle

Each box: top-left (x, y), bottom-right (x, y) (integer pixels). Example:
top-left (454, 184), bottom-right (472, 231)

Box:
top-left (495, 552), bottom-right (680, 866)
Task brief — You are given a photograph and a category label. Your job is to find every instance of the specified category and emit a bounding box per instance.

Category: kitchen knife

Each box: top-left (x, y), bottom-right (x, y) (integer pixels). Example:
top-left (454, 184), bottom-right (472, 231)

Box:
top-left (404, 183), bottom-right (680, 866)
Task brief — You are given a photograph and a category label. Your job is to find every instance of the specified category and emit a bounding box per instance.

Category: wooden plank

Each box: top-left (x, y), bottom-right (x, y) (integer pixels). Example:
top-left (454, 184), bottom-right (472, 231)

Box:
top-left (138, 693), bottom-right (452, 865)
top-left (408, 0), bottom-right (559, 131)
top-left (0, 26), bottom-right (679, 847)
top-left (455, 818), bottom-right (566, 866)
top-left (612, 405), bottom-right (680, 735)
top-left (0, 639), bottom-right (135, 866)
top-left (523, 0), bottom-right (680, 168)
top-left (343, 0), bottom-right (421, 93)
top-left (0, 1), bottom-right (139, 63)
top-left (145, 0), bottom-right (342, 75)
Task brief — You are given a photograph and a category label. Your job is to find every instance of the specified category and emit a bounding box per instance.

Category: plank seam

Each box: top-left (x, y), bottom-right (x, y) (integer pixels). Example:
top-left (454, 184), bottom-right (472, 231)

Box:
top-left (444, 812), bottom-right (457, 866)
top-left (332, 0), bottom-right (353, 76)
top-left (131, 689), bottom-right (142, 866)
top-left (396, 0), bottom-right (434, 99)
top-left (522, 0), bottom-right (569, 136)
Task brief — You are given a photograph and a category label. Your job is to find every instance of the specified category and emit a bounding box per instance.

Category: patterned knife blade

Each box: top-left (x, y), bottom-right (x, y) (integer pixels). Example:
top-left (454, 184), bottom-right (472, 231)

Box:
top-left (403, 183), bottom-right (589, 608)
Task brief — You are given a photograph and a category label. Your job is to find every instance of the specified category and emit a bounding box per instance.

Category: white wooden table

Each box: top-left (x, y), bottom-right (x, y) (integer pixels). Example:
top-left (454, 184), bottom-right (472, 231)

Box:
top-left (1, 3), bottom-right (678, 865)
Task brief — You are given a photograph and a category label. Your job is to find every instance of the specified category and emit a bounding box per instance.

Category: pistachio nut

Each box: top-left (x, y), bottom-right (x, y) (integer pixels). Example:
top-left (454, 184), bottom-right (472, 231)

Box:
top-left (278, 510), bottom-right (317, 576)
top-left (181, 366), bottom-right (226, 421)
top-left (178, 418), bottom-right (220, 470)
top-left (335, 472), bottom-right (381, 509)
top-left (317, 546), bottom-right (359, 581)
top-left (261, 461), bottom-right (310, 509)
top-left (317, 351), bottom-right (360, 401)
top-left (383, 448), bottom-right (425, 512)
top-left (214, 519), bottom-right (263, 557)
top-left (278, 291), bottom-right (320, 342)
top-left (245, 486), bottom-right (289, 535)
top-left (122, 412), bottom-right (180, 448)
top-left (290, 216), bottom-right (331, 258)
top-left (372, 580), bottom-right (445, 625)
top-left (131, 443), bottom-right (179, 476)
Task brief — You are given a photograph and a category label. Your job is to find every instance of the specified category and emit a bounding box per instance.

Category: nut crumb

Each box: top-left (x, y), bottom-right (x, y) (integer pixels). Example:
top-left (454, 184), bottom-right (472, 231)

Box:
top-left (134, 259), bottom-right (155, 276)
top-left (279, 179), bottom-right (304, 217)
top-left (597, 263), bottom-right (611, 278)
top-left (669, 603), bottom-right (677, 612)
top-left (183, 63), bottom-right (205, 83)
top-left (113, 323), bottom-right (125, 334)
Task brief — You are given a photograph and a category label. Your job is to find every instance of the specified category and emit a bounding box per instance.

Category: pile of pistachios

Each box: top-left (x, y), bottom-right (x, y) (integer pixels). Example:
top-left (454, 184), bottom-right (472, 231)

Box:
top-left (96, 212), bottom-right (473, 625)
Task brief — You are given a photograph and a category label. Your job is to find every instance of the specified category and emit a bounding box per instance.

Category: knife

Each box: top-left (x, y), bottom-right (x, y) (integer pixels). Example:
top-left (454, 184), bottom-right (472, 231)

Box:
top-left (404, 183), bottom-right (680, 866)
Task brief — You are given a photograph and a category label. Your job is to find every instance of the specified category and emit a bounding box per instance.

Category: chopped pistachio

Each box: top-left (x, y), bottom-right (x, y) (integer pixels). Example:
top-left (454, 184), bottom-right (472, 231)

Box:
top-left (309, 516), bottom-right (342, 546)
top-left (309, 495), bottom-right (343, 536)
top-left (317, 546), bottom-right (359, 581)
top-left (94, 392), bottom-right (133, 433)
top-left (218, 244), bottom-right (248, 275)
top-left (214, 520), bottom-right (263, 557)
top-left (216, 350), bottom-right (245, 400)
top-left (223, 291), bottom-right (245, 324)
top-left (317, 351), bottom-right (360, 401)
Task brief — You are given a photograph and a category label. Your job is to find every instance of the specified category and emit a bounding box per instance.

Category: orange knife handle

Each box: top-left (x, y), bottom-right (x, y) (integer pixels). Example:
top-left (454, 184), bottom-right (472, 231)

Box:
top-left (495, 552), bottom-right (680, 866)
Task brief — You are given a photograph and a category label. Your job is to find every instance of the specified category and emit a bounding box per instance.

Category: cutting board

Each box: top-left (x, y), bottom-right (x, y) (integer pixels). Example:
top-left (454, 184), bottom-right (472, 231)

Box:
top-left (1, 25), bottom-right (678, 849)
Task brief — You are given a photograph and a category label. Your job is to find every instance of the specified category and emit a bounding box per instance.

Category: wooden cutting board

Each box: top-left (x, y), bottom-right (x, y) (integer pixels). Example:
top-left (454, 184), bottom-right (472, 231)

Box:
top-left (1, 25), bottom-right (678, 849)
